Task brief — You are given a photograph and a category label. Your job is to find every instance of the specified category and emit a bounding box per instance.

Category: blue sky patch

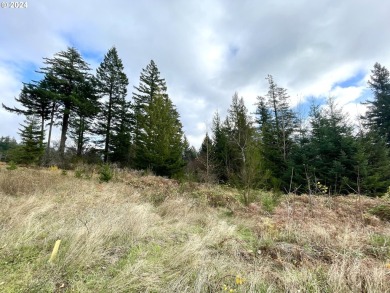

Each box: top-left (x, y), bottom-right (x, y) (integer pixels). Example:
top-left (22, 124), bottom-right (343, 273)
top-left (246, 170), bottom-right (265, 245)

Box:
top-left (333, 70), bottom-right (366, 89)
top-left (59, 31), bottom-right (104, 65)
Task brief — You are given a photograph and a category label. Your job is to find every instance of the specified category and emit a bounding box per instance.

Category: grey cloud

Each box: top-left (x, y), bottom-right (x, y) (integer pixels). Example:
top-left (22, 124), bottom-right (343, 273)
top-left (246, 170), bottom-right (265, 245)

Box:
top-left (1, 0), bottom-right (390, 148)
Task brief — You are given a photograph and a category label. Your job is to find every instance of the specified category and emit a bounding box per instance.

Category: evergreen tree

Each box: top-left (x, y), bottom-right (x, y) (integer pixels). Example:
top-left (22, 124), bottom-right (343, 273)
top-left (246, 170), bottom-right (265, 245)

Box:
top-left (94, 47), bottom-right (130, 162)
top-left (110, 99), bottom-right (133, 166)
top-left (287, 120), bottom-right (311, 193)
top-left (38, 75), bottom-right (60, 152)
top-left (211, 112), bottom-right (231, 183)
top-left (0, 136), bottom-right (18, 162)
top-left (255, 75), bottom-right (298, 189)
top-left (182, 135), bottom-right (197, 163)
top-left (40, 47), bottom-right (92, 158)
top-left (363, 63), bottom-right (390, 144)
top-left (355, 131), bottom-right (390, 195)
top-left (196, 132), bottom-right (216, 182)
top-left (255, 95), bottom-right (281, 184)
top-left (2, 81), bottom-right (53, 150)
top-left (182, 136), bottom-right (198, 181)
top-left (225, 93), bottom-right (256, 185)
top-left (17, 116), bottom-right (45, 164)
top-left (69, 78), bottom-right (99, 157)
top-left (302, 99), bottom-right (358, 194)
top-left (132, 60), bottom-right (184, 177)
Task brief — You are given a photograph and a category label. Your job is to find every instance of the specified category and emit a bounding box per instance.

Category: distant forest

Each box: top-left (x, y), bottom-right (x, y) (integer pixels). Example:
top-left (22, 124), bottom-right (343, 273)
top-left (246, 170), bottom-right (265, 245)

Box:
top-left (1, 47), bottom-right (390, 196)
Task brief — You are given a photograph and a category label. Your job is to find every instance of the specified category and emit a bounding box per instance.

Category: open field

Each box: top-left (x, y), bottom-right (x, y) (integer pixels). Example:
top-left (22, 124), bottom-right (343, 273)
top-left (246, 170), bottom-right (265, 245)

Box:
top-left (0, 165), bottom-right (389, 292)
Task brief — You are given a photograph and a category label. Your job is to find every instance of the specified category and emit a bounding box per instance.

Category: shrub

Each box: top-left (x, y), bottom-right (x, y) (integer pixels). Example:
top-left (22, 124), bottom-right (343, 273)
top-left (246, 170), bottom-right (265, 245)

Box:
top-left (74, 164), bottom-right (94, 179)
top-left (384, 186), bottom-right (390, 200)
top-left (6, 161), bottom-right (17, 170)
top-left (150, 192), bottom-right (166, 206)
top-left (260, 192), bottom-right (281, 213)
top-left (369, 204), bottom-right (390, 222)
top-left (48, 165), bottom-right (59, 172)
top-left (367, 233), bottom-right (390, 258)
top-left (74, 168), bottom-right (83, 179)
top-left (99, 164), bottom-right (113, 182)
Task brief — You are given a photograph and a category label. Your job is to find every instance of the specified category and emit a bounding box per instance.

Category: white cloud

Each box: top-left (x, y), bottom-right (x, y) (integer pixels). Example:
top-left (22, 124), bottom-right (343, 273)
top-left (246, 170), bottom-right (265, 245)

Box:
top-left (342, 103), bottom-right (367, 119)
top-left (1, 0), bottom-right (390, 149)
top-left (331, 86), bottom-right (365, 106)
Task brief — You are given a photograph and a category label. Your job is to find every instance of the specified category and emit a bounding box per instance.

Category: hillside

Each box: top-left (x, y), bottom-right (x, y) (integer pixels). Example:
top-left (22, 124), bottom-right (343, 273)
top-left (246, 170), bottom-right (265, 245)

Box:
top-left (0, 164), bottom-right (390, 292)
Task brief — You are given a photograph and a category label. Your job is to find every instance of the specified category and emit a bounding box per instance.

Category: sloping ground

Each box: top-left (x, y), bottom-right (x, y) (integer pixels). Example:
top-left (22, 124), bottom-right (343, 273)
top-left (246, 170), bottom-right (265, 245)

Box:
top-left (0, 166), bottom-right (389, 292)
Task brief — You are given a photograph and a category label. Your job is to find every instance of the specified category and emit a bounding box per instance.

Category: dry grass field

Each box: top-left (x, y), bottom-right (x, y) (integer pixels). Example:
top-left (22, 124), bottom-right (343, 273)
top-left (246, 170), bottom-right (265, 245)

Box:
top-left (0, 165), bottom-right (389, 292)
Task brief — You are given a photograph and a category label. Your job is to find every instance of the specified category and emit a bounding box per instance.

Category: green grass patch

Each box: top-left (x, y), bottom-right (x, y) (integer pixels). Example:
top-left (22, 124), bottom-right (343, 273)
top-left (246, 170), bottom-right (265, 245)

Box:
top-left (367, 233), bottom-right (390, 258)
top-left (260, 192), bottom-right (281, 213)
top-left (236, 225), bottom-right (258, 250)
top-left (369, 204), bottom-right (390, 221)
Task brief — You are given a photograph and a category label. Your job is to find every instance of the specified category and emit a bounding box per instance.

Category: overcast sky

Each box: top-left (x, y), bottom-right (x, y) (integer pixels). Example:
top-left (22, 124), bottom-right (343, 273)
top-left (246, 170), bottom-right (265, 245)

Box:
top-left (1, 0), bottom-right (390, 149)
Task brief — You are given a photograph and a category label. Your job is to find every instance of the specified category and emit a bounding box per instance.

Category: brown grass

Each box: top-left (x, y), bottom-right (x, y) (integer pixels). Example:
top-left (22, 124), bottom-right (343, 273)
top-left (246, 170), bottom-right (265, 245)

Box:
top-left (0, 165), bottom-right (390, 292)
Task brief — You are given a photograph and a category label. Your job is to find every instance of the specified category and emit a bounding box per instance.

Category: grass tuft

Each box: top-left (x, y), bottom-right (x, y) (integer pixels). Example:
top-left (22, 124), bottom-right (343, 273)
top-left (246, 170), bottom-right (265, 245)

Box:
top-left (369, 204), bottom-right (390, 221)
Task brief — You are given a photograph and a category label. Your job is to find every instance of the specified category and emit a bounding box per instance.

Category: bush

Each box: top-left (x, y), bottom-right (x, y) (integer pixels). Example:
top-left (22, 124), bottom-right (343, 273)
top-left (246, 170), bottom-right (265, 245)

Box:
top-left (74, 164), bottom-right (94, 179)
top-left (384, 186), bottom-right (390, 200)
top-left (369, 204), bottom-right (390, 222)
top-left (260, 192), bottom-right (281, 213)
top-left (6, 161), bottom-right (17, 170)
top-left (99, 164), bottom-right (113, 182)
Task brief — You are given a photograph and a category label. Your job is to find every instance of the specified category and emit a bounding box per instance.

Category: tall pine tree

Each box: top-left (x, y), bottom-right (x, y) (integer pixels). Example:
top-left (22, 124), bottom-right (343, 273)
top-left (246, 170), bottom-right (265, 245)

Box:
top-left (69, 78), bottom-right (99, 157)
top-left (2, 81), bottom-right (52, 151)
top-left (40, 47), bottom-right (92, 158)
top-left (255, 75), bottom-right (298, 189)
top-left (132, 60), bottom-right (184, 177)
top-left (363, 63), bottom-right (390, 144)
top-left (94, 47), bottom-right (130, 162)
top-left (303, 99), bottom-right (357, 194)
top-left (211, 112), bottom-right (231, 183)
top-left (17, 115), bottom-right (45, 165)
top-left (225, 93), bottom-right (255, 185)
top-left (110, 99), bottom-right (133, 166)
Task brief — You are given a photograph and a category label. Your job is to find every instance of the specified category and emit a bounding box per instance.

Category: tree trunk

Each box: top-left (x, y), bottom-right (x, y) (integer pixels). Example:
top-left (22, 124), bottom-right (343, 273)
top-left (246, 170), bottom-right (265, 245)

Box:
top-left (77, 116), bottom-right (84, 157)
top-left (47, 102), bottom-right (56, 151)
top-left (104, 92), bottom-right (113, 163)
top-left (59, 103), bottom-right (70, 158)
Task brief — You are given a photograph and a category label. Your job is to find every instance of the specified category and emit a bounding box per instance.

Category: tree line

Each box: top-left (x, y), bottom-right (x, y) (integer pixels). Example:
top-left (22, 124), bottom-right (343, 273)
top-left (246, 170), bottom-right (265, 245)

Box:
top-left (2, 47), bottom-right (185, 177)
top-left (190, 65), bottom-right (390, 197)
top-left (2, 47), bottom-right (390, 196)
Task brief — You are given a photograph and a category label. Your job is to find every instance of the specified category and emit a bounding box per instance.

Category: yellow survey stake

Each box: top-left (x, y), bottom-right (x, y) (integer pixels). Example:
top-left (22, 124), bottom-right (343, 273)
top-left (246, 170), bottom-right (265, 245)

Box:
top-left (49, 240), bottom-right (61, 263)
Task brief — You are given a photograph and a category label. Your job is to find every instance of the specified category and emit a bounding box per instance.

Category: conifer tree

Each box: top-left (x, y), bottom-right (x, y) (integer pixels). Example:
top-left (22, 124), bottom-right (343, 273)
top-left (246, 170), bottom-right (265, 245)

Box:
top-left (69, 78), bottom-right (99, 157)
top-left (195, 133), bottom-right (216, 182)
top-left (0, 136), bottom-right (18, 162)
top-left (182, 135), bottom-right (197, 163)
top-left (302, 99), bottom-right (357, 194)
top-left (110, 99), bottom-right (133, 166)
top-left (2, 81), bottom-right (53, 150)
top-left (363, 63), bottom-right (390, 144)
top-left (255, 96), bottom-right (280, 176)
top-left (255, 75), bottom-right (297, 189)
top-left (17, 115), bottom-right (45, 164)
top-left (40, 47), bottom-right (92, 158)
top-left (132, 60), bottom-right (184, 177)
top-left (355, 129), bottom-right (390, 195)
top-left (94, 47), bottom-right (130, 162)
top-left (225, 93), bottom-right (255, 184)
top-left (38, 75), bottom-right (60, 152)
top-left (211, 112), bottom-right (231, 183)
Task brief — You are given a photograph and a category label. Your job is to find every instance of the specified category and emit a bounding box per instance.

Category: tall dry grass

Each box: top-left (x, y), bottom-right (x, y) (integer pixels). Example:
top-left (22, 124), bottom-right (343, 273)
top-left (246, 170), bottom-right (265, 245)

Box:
top-left (0, 165), bottom-right (390, 292)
